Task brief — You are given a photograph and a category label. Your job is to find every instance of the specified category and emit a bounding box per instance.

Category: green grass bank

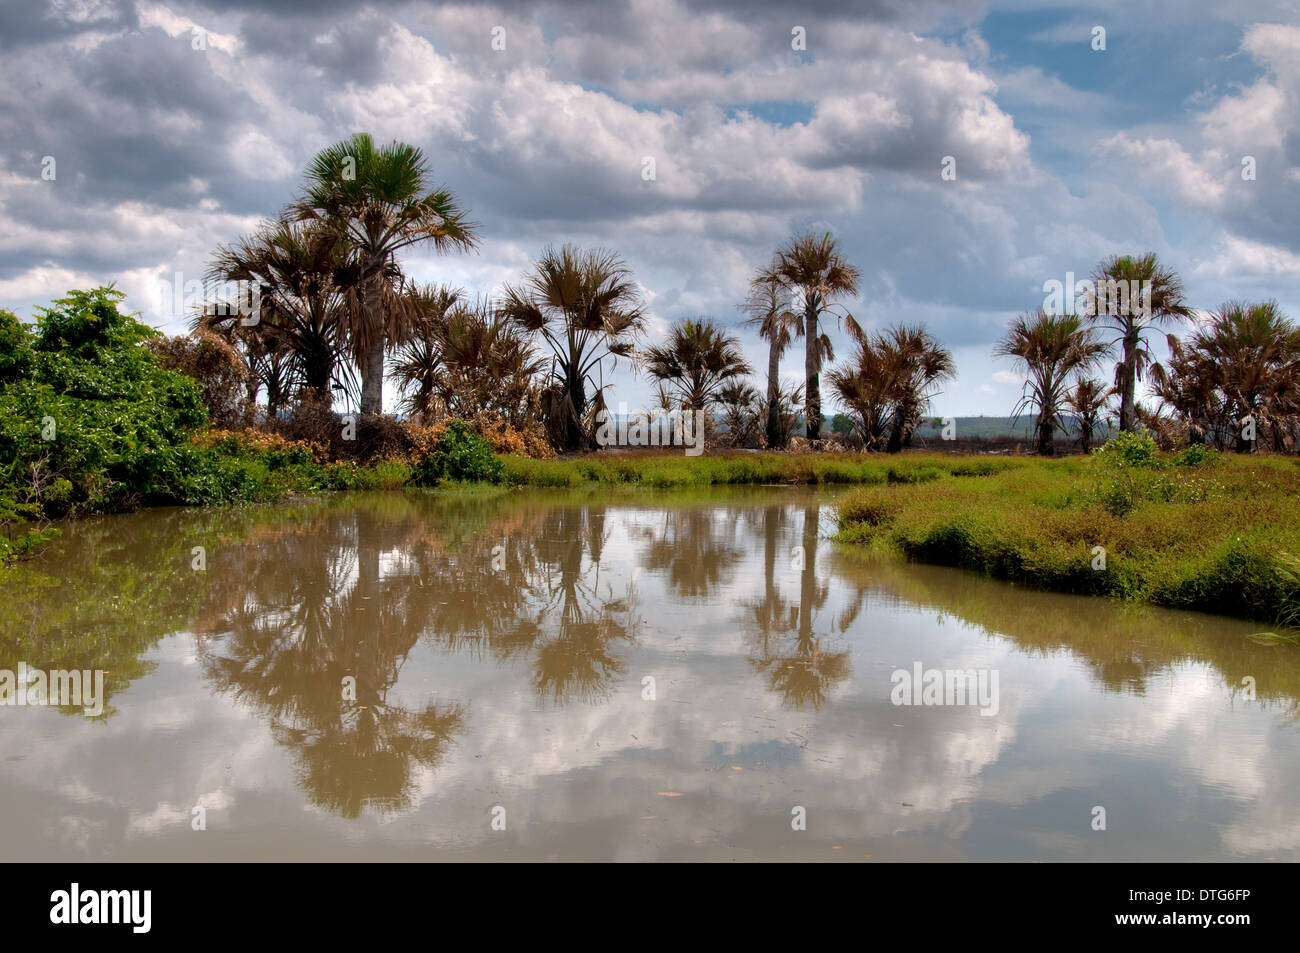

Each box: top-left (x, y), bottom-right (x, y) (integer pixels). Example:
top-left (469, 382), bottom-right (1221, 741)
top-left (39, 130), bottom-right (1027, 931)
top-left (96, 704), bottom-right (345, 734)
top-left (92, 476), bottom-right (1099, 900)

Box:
top-left (833, 435), bottom-right (1300, 626)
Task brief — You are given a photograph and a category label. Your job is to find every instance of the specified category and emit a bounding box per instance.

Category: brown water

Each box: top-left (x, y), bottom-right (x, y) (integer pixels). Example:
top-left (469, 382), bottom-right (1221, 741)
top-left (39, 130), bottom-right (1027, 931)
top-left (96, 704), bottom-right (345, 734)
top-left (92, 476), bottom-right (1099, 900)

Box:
top-left (1, 487), bottom-right (1298, 861)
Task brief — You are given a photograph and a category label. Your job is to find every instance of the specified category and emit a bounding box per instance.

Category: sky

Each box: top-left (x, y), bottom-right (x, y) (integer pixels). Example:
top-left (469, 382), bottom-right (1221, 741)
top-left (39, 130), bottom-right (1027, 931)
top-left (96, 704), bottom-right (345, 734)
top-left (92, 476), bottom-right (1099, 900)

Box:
top-left (2, 0), bottom-right (1299, 416)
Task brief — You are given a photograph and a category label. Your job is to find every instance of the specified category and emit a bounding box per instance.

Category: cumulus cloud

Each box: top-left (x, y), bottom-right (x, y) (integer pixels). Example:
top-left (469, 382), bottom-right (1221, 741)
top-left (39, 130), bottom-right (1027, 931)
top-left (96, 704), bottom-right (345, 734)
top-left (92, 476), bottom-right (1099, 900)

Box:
top-left (0, 0), bottom-right (1297, 413)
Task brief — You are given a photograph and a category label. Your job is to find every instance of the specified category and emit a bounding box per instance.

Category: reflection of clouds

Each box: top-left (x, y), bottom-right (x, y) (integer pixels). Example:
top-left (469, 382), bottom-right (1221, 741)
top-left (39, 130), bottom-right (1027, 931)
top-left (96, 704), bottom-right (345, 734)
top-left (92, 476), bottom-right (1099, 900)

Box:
top-left (2, 492), bottom-right (1300, 859)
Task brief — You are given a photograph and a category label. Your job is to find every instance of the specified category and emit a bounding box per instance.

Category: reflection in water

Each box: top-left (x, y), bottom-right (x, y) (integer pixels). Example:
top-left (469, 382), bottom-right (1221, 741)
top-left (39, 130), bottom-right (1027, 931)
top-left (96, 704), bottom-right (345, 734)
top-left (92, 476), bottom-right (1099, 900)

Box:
top-left (3, 487), bottom-right (1300, 859)
top-left (742, 504), bottom-right (850, 709)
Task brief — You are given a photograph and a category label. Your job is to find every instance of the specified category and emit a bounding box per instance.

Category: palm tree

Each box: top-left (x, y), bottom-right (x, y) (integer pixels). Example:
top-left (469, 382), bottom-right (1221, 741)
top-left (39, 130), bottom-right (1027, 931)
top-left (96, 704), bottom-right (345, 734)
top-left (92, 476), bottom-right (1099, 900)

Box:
top-left (389, 285), bottom-right (462, 422)
top-left (741, 269), bottom-right (802, 448)
top-left (1086, 252), bottom-right (1191, 432)
top-left (497, 245), bottom-right (644, 452)
top-left (764, 233), bottom-right (861, 440)
top-left (206, 219), bottom-right (352, 405)
top-left (828, 324), bottom-right (954, 452)
top-left (995, 310), bottom-right (1109, 455)
top-left (293, 133), bottom-right (479, 416)
top-left (878, 324), bottom-right (955, 453)
top-left (715, 381), bottom-right (763, 448)
top-left (1179, 301), bottom-right (1299, 452)
top-left (643, 318), bottom-right (753, 419)
top-left (827, 336), bottom-right (895, 451)
top-left (1065, 378), bottom-right (1110, 452)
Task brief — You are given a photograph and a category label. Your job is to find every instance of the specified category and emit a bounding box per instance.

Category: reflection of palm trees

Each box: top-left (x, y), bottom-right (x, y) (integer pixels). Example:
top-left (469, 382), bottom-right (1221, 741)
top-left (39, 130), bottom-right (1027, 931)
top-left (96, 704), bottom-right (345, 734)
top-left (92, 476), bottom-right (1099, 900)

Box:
top-left (198, 506), bottom-right (465, 818)
top-left (197, 496), bottom-right (642, 817)
top-left (743, 503), bottom-right (850, 709)
top-left (515, 506), bottom-right (634, 704)
top-left (636, 507), bottom-right (744, 599)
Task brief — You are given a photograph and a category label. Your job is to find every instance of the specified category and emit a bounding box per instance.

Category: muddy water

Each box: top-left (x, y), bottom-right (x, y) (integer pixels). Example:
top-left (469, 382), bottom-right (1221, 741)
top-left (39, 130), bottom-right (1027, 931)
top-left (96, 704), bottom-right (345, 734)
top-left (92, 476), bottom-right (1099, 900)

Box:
top-left (1, 487), bottom-right (1298, 861)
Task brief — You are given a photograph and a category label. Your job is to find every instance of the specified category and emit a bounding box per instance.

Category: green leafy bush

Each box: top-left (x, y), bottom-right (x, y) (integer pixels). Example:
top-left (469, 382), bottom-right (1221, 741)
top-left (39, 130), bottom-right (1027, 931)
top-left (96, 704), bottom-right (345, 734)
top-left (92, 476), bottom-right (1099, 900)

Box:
top-left (1093, 431), bottom-right (1160, 469)
top-left (0, 287), bottom-right (211, 515)
top-left (1173, 443), bottom-right (1222, 468)
top-left (413, 421), bottom-right (504, 485)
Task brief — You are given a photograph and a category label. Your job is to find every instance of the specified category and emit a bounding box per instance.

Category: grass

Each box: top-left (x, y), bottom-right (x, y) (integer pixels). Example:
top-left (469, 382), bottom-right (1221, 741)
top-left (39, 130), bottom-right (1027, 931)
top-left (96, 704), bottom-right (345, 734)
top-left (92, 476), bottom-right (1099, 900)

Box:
top-left (834, 445), bottom-right (1300, 625)
top-left (499, 451), bottom-right (1025, 489)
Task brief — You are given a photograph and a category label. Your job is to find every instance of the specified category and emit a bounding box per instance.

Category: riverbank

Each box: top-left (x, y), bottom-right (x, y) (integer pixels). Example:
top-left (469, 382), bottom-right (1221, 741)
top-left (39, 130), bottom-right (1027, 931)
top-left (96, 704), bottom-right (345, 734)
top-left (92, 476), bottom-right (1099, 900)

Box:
top-left (834, 438), bottom-right (1300, 625)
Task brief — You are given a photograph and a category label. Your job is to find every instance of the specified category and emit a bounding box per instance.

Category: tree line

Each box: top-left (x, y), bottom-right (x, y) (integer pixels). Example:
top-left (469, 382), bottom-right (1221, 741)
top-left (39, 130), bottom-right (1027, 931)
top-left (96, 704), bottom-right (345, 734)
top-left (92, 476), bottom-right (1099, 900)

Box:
top-left (194, 134), bottom-right (1300, 456)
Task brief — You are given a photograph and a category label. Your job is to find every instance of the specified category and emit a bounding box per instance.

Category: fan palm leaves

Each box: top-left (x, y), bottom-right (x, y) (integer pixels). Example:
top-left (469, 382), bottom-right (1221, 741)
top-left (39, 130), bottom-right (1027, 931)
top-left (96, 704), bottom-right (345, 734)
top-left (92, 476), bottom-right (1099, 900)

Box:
top-left (1065, 378), bottom-right (1110, 452)
top-left (1151, 300), bottom-right (1300, 452)
top-left (206, 218), bottom-right (356, 405)
top-left (642, 318), bottom-right (753, 415)
top-left (1085, 252), bottom-right (1191, 432)
top-left (293, 133), bottom-right (479, 415)
top-left (828, 323), bottom-right (953, 452)
top-left (497, 245), bottom-right (644, 451)
top-left (763, 233), bottom-right (861, 439)
top-left (995, 310), bottom-right (1110, 455)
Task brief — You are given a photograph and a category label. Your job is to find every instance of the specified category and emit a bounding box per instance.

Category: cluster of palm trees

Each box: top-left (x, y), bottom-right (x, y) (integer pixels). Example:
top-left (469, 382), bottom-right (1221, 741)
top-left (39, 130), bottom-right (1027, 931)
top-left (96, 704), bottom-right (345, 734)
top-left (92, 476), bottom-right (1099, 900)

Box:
top-left (995, 253), bottom-right (1300, 455)
top-left (198, 133), bottom-right (1297, 456)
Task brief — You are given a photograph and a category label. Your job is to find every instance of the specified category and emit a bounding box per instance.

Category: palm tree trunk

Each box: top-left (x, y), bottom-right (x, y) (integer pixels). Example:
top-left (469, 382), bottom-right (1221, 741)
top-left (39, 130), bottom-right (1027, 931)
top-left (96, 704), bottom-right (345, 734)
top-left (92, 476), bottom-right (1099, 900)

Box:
top-left (359, 269), bottom-right (386, 416)
top-left (766, 340), bottom-right (781, 449)
top-left (805, 303), bottom-right (820, 440)
top-left (360, 340), bottom-right (384, 415)
top-left (1037, 413), bottom-right (1055, 455)
top-left (566, 370), bottom-right (585, 452)
top-left (886, 405), bottom-right (906, 453)
top-left (1118, 333), bottom-right (1137, 432)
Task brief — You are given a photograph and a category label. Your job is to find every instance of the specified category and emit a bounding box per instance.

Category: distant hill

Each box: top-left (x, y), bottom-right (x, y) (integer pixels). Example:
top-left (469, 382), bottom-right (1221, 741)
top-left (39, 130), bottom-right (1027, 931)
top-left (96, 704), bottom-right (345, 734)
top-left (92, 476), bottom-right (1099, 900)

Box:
top-left (825, 414), bottom-right (1116, 441)
top-left (913, 415), bottom-right (1116, 439)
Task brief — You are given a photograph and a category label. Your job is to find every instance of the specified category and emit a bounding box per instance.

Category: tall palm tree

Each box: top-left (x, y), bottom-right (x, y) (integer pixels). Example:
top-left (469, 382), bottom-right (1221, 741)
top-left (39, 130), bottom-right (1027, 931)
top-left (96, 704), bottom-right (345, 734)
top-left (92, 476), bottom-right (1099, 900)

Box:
top-left (764, 233), bottom-right (861, 439)
top-left (293, 133), bottom-right (479, 416)
top-left (497, 245), bottom-right (644, 452)
top-left (878, 324), bottom-right (955, 453)
top-left (1065, 378), bottom-right (1110, 452)
top-left (995, 310), bottom-right (1109, 455)
top-left (1086, 252), bottom-right (1191, 432)
top-left (741, 268), bottom-right (802, 448)
top-left (643, 318), bottom-right (753, 417)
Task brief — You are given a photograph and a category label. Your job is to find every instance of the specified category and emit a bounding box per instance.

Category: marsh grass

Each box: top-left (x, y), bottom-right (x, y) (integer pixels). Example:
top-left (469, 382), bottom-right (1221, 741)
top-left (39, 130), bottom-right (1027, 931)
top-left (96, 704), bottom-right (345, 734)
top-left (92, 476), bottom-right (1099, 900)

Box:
top-left (500, 451), bottom-right (1024, 489)
top-left (835, 447), bottom-right (1300, 624)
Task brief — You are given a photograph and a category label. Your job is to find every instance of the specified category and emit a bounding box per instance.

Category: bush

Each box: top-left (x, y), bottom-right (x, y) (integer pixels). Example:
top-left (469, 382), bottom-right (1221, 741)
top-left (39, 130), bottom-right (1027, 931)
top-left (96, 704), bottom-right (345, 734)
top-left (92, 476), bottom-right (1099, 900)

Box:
top-left (412, 420), bottom-right (504, 484)
top-left (147, 330), bottom-right (250, 428)
top-left (0, 287), bottom-right (210, 515)
top-left (1093, 431), bottom-right (1161, 468)
top-left (1173, 443), bottom-right (1222, 468)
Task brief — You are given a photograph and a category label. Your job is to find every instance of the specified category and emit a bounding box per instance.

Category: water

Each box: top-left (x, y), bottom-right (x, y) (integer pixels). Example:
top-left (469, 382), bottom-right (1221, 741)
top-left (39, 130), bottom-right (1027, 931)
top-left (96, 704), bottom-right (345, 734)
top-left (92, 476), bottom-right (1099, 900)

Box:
top-left (1, 487), bottom-right (1297, 861)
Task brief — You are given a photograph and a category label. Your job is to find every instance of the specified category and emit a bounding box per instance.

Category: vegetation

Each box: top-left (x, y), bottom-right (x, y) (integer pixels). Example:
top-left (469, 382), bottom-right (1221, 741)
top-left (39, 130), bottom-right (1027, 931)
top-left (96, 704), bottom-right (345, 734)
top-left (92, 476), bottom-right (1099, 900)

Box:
top-left (761, 232), bottom-right (862, 440)
top-left (643, 317), bottom-right (752, 420)
top-left (497, 245), bottom-right (645, 452)
top-left (836, 433), bottom-right (1300, 624)
top-left (994, 310), bottom-right (1108, 455)
top-left (1086, 252), bottom-right (1191, 433)
top-left (740, 269), bottom-right (802, 448)
top-left (292, 132), bottom-right (480, 416)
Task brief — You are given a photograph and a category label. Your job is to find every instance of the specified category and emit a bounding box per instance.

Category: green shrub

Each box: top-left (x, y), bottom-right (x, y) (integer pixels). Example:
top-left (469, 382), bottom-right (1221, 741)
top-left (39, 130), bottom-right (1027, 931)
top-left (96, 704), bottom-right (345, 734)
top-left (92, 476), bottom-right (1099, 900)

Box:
top-left (0, 287), bottom-right (209, 515)
top-left (1173, 443), bottom-right (1222, 468)
top-left (1093, 431), bottom-right (1161, 468)
top-left (413, 420), bottom-right (504, 485)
